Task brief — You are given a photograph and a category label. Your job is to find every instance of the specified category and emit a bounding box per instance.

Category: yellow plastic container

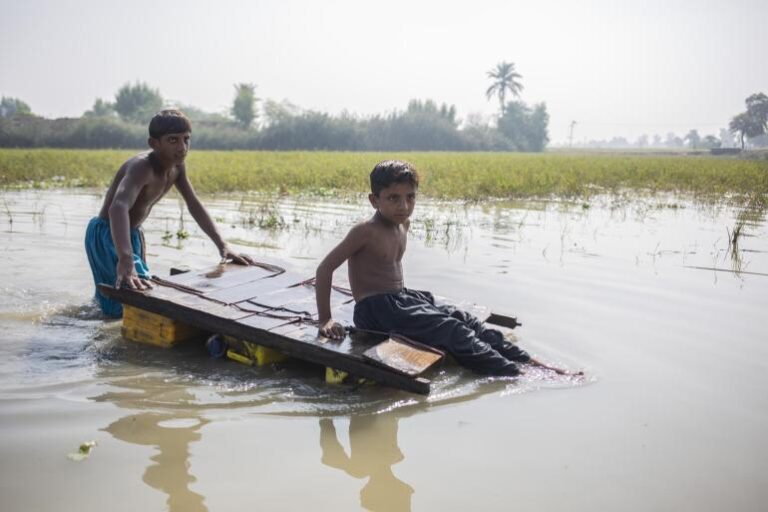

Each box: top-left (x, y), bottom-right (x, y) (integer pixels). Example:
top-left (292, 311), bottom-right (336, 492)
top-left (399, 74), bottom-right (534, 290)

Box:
top-left (223, 336), bottom-right (290, 366)
top-left (325, 367), bottom-right (349, 384)
top-left (226, 350), bottom-right (254, 366)
top-left (325, 367), bottom-right (372, 386)
top-left (245, 341), bottom-right (289, 366)
top-left (122, 305), bottom-right (202, 348)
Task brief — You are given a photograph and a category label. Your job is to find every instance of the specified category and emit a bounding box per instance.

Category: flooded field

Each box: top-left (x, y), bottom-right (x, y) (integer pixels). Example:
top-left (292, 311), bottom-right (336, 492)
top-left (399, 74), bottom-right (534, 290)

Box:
top-left (1, 189), bottom-right (767, 511)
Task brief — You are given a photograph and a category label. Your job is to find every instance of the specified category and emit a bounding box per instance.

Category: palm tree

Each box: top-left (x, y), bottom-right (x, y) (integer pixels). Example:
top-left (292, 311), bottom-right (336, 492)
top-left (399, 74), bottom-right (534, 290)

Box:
top-left (486, 62), bottom-right (523, 117)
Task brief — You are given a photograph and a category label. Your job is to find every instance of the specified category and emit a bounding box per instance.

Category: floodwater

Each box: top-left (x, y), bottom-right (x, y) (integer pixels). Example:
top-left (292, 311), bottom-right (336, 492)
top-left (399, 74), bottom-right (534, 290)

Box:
top-left (1, 189), bottom-right (766, 512)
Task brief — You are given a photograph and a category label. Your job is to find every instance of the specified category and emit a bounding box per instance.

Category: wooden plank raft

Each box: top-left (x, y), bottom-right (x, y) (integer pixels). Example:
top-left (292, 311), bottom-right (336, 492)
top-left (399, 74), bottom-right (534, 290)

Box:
top-left (99, 262), bottom-right (521, 395)
top-left (99, 262), bottom-right (440, 394)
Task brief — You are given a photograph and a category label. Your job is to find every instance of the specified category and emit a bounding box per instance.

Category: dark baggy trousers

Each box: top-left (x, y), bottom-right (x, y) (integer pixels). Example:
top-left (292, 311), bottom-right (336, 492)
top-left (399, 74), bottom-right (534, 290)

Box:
top-left (353, 289), bottom-right (529, 376)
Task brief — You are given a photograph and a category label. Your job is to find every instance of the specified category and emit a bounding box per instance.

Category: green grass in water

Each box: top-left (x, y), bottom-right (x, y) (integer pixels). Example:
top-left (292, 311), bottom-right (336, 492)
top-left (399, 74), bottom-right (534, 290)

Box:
top-left (0, 149), bottom-right (766, 203)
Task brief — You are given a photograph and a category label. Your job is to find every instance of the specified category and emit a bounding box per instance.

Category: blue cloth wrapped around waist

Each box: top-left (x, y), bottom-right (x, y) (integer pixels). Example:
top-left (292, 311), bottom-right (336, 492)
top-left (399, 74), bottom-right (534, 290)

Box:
top-left (84, 216), bottom-right (150, 317)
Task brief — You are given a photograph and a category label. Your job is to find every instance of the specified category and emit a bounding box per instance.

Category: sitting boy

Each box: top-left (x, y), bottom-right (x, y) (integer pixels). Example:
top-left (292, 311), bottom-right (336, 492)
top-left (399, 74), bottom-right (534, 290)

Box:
top-left (85, 109), bottom-right (253, 317)
top-left (315, 160), bottom-right (538, 377)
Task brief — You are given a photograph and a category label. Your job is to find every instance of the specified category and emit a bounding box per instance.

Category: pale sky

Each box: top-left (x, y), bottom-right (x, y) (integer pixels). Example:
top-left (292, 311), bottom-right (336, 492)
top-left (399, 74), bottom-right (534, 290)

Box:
top-left (1, 0), bottom-right (766, 144)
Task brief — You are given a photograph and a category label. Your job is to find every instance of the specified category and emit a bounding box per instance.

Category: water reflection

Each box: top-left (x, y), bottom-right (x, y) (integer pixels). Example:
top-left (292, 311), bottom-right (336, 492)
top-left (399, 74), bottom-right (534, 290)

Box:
top-left (320, 413), bottom-right (413, 512)
top-left (94, 382), bottom-right (209, 512)
top-left (3, 188), bottom-right (768, 512)
top-left (313, 361), bottom-right (593, 510)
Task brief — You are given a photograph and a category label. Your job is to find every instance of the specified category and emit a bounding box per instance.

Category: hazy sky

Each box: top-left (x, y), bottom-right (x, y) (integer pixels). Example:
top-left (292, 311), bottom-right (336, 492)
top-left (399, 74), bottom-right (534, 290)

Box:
top-left (2, 0), bottom-right (766, 144)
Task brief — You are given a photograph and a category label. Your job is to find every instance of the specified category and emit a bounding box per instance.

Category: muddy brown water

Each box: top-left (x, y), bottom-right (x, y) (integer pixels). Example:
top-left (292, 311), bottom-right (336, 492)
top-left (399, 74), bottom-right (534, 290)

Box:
top-left (0, 189), bottom-right (766, 511)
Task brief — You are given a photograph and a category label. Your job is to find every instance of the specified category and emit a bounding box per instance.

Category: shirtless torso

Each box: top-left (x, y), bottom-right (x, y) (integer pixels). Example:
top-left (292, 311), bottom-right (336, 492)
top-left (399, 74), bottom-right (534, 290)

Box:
top-left (347, 213), bottom-right (408, 302)
top-left (98, 151), bottom-right (182, 228)
top-left (97, 131), bottom-right (253, 290)
top-left (316, 180), bottom-right (417, 338)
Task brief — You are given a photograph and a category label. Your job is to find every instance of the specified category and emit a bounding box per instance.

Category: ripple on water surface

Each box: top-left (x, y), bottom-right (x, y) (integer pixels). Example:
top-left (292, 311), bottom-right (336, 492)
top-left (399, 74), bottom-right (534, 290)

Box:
top-left (1, 301), bottom-right (590, 417)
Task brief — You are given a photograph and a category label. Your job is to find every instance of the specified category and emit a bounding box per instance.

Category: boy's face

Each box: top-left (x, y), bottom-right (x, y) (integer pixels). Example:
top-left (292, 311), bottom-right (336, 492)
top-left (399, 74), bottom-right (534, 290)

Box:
top-left (369, 182), bottom-right (417, 225)
top-left (149, 131), bottom-right (191, 164)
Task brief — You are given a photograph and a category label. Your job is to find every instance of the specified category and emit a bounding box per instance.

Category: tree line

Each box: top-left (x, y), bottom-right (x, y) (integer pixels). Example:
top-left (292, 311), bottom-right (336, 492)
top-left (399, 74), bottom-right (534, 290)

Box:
top-left (573, 129), bottom-right (736, 150)
top-left (0, 63), bottom-right (550, 152)
top-left (568, 93), bottom-right (768, 151)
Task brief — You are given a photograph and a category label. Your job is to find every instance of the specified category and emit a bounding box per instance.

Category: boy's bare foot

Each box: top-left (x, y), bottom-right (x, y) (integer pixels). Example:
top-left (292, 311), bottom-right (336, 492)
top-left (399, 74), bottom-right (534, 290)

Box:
top-left (529, 358), bottom-right (584, 376)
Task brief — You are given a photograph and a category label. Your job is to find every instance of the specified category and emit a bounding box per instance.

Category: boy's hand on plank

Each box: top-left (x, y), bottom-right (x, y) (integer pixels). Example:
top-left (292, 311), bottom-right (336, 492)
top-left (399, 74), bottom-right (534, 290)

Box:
top-left (115, 259), bottom-right (153, 290)
top-left (318, 319), bottom-right (346, 340)
top-left (219, 243), bottom-right (255, 265)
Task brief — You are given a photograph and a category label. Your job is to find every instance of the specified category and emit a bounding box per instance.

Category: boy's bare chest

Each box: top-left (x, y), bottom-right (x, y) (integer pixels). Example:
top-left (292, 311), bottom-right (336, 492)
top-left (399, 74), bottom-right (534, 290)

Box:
top-left (138, 169), bottom-right (179, 204)
top-left (366, 229), bottom-right (407, 262)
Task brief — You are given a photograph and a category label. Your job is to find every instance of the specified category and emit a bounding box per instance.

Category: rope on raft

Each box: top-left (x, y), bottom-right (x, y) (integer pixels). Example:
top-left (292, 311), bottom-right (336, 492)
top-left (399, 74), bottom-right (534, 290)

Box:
top-left (150, 260), bottom-right (324, 326)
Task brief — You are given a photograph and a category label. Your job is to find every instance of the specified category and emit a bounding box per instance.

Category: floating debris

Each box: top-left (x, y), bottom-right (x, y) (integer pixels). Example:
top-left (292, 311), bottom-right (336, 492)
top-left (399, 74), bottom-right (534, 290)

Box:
top-left (67, 440), bottom-right (97, 462)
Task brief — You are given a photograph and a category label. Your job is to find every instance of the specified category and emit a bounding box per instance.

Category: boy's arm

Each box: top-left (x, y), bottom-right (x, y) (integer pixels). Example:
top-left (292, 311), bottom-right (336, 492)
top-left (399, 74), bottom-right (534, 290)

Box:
top-left (175, 166), bottom-right (254, 265)
top-left (316, 224), bottom-right (369, 339)
top-left (108, 165), bottom-right (153, 290)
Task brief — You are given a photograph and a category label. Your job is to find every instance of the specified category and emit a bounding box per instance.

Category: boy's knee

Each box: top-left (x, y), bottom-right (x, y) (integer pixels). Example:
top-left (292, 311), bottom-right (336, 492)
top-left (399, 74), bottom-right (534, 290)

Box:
top-left (479, 328), bottom-right (504, 345)
top-left (440, 323), bottom-right (488, 354)
top-left (96, 293), bottom-right (123, 318)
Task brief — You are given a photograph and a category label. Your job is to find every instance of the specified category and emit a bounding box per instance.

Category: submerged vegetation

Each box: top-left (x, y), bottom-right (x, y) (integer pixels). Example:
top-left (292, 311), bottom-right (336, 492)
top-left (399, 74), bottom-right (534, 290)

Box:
top-left (0, 149), bottom-right (766, 203)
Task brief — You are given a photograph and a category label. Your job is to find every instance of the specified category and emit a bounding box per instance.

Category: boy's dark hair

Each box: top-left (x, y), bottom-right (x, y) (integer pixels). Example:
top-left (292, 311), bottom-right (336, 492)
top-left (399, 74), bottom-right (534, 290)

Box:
top-left (148, 109), bottom-right (192, 139)
top-left (370, 160), bottom-right (419, 196)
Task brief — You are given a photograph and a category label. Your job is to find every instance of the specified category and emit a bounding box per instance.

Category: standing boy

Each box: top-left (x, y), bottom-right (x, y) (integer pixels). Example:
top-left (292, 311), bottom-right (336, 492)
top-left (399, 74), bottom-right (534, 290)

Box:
top-left (85, 109), bottom-right (253, 317)
top-left (315, 160), bottom-right (536, 377)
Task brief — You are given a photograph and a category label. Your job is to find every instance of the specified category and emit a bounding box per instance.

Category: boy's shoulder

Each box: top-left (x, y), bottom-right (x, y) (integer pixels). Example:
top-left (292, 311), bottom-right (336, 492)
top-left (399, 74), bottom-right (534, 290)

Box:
top-left (338, 217), bottom-right (381, 245)
top-left (121, 151), bottom-right (181, 181)
top-left (344, 215), bottom-right (408, 244)
top-left (352, 214), bottom-right (395, 232)
top-left (354, 214), bottom-right (409, 232)
top-left (346, 217), bottom-right (376, 238)
top-left (121, 151), bottom-right (155, 174)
